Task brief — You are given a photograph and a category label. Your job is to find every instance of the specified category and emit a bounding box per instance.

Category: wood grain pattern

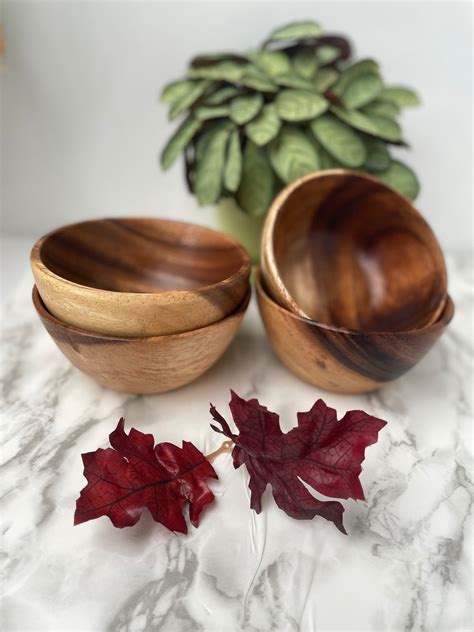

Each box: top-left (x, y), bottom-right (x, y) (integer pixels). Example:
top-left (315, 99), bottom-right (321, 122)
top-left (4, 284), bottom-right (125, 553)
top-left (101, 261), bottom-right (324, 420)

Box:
top-left (262, 170), bottom-right (447, 332)
top-left (31, 218), bottom-right (251, 337)
top-left (33, 286), bottom-right (250, 394)
top-left (256, 271), bottom-right (454, 393)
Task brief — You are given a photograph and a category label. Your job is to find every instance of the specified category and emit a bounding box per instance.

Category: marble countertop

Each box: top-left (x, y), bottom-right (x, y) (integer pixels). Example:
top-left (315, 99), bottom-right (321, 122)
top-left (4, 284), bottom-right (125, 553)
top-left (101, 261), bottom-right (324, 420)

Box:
top-left (1, 252), bottom-right (472, 632)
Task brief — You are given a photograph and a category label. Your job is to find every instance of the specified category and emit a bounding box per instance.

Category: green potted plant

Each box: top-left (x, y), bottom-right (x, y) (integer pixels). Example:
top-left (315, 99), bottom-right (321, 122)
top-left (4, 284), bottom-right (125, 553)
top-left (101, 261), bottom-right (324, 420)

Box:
top-left (160, 20), bottom-right (420, 261)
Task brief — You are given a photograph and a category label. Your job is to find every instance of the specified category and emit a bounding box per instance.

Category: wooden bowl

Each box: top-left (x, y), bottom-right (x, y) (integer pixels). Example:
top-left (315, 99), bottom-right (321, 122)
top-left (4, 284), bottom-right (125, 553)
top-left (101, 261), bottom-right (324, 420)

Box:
top-left (256, 271), bottom-right (454, 393)
top-left (31, 218), bottom-right (251, 337)
top-left (33, 285), bottom-right (250, 394)
top-left (262, 170), bottom-right (448, 332)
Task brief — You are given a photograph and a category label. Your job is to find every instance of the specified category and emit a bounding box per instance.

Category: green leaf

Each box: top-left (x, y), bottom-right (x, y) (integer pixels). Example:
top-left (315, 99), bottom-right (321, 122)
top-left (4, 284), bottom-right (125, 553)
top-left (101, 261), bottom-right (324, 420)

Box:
top-left (316, 45), bottom-right (340, 65)
top-left (367, 114), bottom-right (403, 142)
top-left (312, 137), bottom-right (344, 168)
top-left (236, 141), bottom-right (274, 216)
top-left (230, 94), bottom-right (263, 125)
top-left (332, 59), bottom-right (380, 96)
top-left (188, 61), bottom-right (246, 82)
top-left (274, 72), bottom-right (315, 90)
top-left (331, 106), bottom-right (378, 134)
top-left (250, 50), bottom-right (291, 77)
top-left (161, 79), bottom-right (196, 105)
top-left (194, 125), bottom-right (230, 205)
top-left (310, 115), bottom-right (366, 168)
top-left (191, 52), bottom-right (248, 67)
top-left (265, 21), bottom-right (322, 45)
top-left (376, 160), bottom-right (420, 200)
top-left (245, 104), bottom-right (281, 145)
top-left (160, 116), bottom-right (201, 170)
top-left (240, 66), bottom-right (278, 92)
top-left (314, 68), bottom-right (339, 92)
top-left (204, 86), bottom-right (240, 105)
top-left (362, 100), bottom-right (400, 119)
top-left (363, 139), bottom-right (391, 172)
top-left (195, 105), bottom-right (230, 120)
top-left (343, 73), bottom-right (383, 109)
top-left (378, 86), bottom-right (421, 107)
top-left (169, 80), bottom-right (211, 120)
top-left (276, 89), bottom-right (328, 122)
top-left (224, 130), bottom-right (242, 192)
top-left (268, 126), bottom-right (320, 183)
top-left (315, 141), bottom-right (343, 168)
top-left (293, 47), bottom-right (318, 79)
top-left (331, 106), bottom-right (403, 142)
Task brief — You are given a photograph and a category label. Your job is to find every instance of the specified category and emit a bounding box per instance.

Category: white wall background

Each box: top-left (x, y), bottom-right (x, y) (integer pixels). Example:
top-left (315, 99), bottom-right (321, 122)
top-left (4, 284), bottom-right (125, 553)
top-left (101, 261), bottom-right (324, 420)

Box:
top-left (1, 0), bottom-right (473, 250)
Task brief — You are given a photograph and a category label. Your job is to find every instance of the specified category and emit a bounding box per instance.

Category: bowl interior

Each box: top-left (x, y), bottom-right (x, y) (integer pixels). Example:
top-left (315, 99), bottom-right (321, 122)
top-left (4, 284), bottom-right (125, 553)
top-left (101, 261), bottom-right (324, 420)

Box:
top-left (37, 218), bottom-right (249, 293)
top-left (267, 171), bottom-right (447, 332)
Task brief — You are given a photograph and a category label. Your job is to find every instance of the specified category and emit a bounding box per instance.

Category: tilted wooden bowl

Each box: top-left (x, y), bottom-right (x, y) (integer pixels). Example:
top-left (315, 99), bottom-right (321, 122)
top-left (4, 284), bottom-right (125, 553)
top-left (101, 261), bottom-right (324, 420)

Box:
top-left (31, 218), bottom-right (251, 337)
top-left (33, 285), bottom-right (250, 394)
top-left (256, 271), bottom-right (454, 393)
top-left (262, 170), bottom-right (448, 332)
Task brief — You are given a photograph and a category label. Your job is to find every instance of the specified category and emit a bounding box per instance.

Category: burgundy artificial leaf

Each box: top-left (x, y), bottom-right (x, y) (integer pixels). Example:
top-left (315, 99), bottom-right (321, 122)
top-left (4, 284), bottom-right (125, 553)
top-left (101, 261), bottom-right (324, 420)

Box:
top-left (75, 418), bottom-right (218, 533)
top-left (210, 392), bottom-right (387, 534)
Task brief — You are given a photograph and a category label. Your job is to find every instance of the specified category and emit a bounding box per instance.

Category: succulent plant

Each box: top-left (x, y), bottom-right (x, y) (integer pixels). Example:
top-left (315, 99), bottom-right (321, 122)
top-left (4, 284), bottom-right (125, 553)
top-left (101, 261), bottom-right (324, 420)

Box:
top-left (160, 20), bottom-right (421, 217)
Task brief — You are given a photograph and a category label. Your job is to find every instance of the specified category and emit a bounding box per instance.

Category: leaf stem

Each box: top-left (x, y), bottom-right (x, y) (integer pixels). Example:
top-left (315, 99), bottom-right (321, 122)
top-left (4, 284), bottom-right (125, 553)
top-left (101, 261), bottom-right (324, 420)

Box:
top-left (206, 440), bottom-right (234, 462)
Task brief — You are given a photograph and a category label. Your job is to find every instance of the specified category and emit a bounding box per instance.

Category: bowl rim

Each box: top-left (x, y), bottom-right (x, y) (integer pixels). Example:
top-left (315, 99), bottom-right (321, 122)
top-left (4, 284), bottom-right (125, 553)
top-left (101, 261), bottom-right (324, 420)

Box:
top-left (256, 269), bottom-right (454, 337)
top-left (261, 168), bottom-right (448, 324)
top-left (33, 283), bottom-right (251, 342)
top-left (31, 217), bottom-right (251, 297)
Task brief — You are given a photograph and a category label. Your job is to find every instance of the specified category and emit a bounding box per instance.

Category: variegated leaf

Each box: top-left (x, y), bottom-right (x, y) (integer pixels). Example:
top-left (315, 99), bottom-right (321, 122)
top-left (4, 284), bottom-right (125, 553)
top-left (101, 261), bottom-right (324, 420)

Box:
top-left (268, 126), bottom-right (320, 183)
top-left (224, 129), bottom-right (243, 192)
top-left (265, 21), bottom-right (322, 45)
top-left (310, 115), bottom-right (366, 168)
top-left (276, 89), bottom-right (328, 122)
top-left (236, 141), bottom-right (274, 216)
top-left (160, 116), bottom-right (201, 169)
top-left (230, 94), bottom-right (263, 125)
top-left (377, 160), bottom-right (420, 200)
top-left (343, 73), bottom-right (383, 109)
top-left (195, 125), bottom-right (230, 205)
top-left (245, 104), bottom-right (281, 146)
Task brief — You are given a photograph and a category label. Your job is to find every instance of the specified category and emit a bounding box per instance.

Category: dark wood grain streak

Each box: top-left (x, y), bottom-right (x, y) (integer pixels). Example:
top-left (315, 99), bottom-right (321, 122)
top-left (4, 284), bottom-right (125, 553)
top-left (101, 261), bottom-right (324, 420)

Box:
top-left (39, 218), bottom-right (248, 291)
top-left (256, 271), bottom-right (453, 393)
top-left (262, 170), bottom-right (447, 333)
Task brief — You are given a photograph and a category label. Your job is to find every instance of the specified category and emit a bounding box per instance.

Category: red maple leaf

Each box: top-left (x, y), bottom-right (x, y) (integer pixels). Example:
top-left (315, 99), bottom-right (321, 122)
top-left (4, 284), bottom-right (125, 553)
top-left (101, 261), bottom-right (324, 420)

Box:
top-left (74, 419), bottom-right (218, 533)
top-left (210, 392), bottom-right (387, 534)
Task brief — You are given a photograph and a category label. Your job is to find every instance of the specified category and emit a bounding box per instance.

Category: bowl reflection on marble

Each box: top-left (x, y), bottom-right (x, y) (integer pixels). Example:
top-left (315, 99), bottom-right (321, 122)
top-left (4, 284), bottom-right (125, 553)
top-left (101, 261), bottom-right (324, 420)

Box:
top-left (256, 270), bottom-right (454, 394)
top-left (33, 285), bottom-right (251, 394)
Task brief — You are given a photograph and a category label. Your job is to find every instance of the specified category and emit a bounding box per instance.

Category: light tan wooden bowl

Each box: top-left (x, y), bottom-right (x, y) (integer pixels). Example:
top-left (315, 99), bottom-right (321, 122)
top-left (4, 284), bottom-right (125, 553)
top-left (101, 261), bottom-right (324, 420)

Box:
top-left (262, 170), bottom-right (448, 332)
top-left (31, 218), bottom-right (251, 337)
top-left (256, 271), bottom-right (454, 393)
top-left (33, 285), bottom-right (250, 394)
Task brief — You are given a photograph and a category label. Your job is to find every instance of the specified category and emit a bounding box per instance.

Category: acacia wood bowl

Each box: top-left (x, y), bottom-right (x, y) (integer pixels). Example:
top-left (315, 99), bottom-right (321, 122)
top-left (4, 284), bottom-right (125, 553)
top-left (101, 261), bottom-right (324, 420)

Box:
top-left (262, 170), bottom-right (448, 332)
top-left (256, 271), bottom-right (454, 393)
top-left (33, 286), bottom-right (250, 394)
top-left (31, 218), bottom-right (251, 337)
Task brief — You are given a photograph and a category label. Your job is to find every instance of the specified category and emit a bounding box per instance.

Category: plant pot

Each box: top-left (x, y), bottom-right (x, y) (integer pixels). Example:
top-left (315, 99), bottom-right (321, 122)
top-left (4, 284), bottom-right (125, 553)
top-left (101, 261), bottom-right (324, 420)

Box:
top-left (216, 198), bottom-right (265, 264)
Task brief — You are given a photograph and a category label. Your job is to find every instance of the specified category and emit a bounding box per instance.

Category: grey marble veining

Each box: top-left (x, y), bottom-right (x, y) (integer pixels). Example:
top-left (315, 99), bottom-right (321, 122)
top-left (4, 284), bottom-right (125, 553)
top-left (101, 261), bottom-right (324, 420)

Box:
top-left (1, 253), bottom-right (472, 632)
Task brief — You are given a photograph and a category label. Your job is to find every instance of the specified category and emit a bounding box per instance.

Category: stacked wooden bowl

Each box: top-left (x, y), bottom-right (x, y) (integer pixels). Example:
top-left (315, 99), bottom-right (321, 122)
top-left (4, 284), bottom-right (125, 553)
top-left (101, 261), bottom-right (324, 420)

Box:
top-left (31, 218), bottom-right (251, 393)
top-left (259, 170), bottom-right (454, 393)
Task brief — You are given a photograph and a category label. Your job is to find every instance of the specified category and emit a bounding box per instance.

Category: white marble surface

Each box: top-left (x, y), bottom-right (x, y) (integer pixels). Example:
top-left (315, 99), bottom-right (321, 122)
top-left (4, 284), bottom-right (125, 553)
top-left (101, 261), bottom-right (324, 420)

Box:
top-left (1, 253), bottom-right (473, 632)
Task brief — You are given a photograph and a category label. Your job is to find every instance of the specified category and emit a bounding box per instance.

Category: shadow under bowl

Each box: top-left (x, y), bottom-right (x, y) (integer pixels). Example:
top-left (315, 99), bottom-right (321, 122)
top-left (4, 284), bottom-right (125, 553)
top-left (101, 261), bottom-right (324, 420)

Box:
top-left (31, 217), bottom-right (251, 337)
top-left (262, 170), bottom-right (448, 332)
top-left (33, 285), bottom-right (251, 394)
top-left (256, 271), bottom-right (454, 393)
